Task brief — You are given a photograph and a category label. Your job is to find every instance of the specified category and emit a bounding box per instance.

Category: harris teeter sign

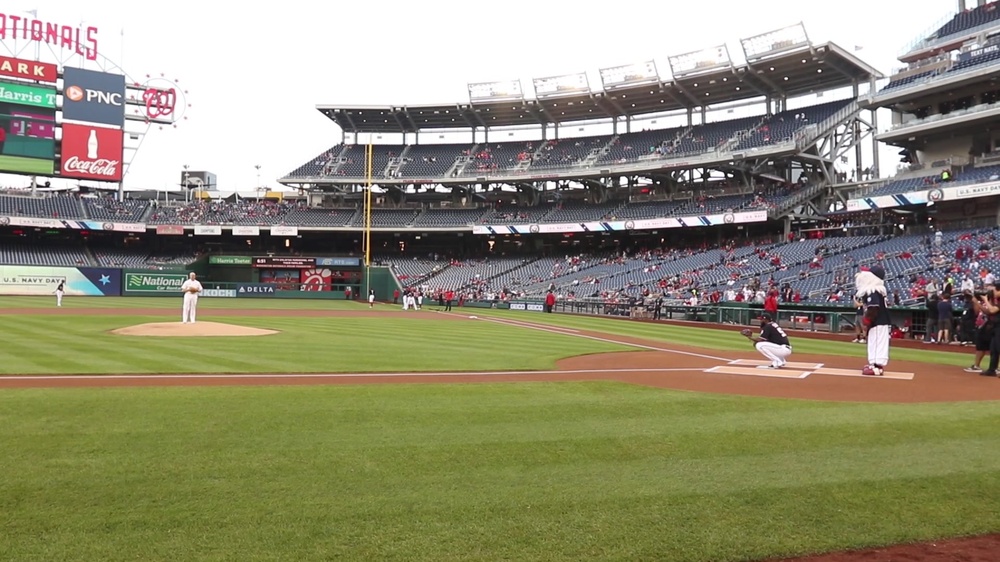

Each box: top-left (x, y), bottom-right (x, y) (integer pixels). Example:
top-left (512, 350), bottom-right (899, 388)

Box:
top-left (124, 272), bottom-right (186, 294)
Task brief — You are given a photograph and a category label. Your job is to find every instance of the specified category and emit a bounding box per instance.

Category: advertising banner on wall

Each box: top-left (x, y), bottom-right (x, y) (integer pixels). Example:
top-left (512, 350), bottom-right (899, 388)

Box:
top-left (232, 226), bottom-right (260, 236)
top-left (208, 255), bottom-right (252, 265)
top-left (252, 256), bottom-right (315, 268)
top-left (123, 272), bottom-right (186, 294)
top-left (0, 216), bottom-right (144, 232)
top-left (300, 267), bottom-right (332, 291)
top-left (61, 67), bottom-right (126, 127)
top-left (0, 266), bottom-right (120, 296)
top-left (194, 225), bottom-right (221, 235)
top-left (59, 123), bottom-right (123, 182)
top-left (315, 257), bottom-right (362, 267)
top-left (471, 209), bottom-right (769, 235)
top-left (236, 284), bottom-right (277, 297)
top-left (155, 225), bottom-right (184, 235)
top-left (271, 226), bottom-right (298, 236)
top-left (0, 56), bottom-right (58, 83)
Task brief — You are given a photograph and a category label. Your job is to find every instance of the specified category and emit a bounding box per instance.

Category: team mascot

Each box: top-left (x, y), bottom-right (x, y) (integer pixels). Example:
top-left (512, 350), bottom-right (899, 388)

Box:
top-left (855, 264), bottom-right (890, 376)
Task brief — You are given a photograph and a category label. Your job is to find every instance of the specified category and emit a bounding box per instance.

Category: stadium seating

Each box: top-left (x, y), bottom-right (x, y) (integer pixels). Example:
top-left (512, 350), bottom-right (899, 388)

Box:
top-left (531, 136), bottom-right (614, 169)
top-left (146, 201), bottom-right (294, 225)
top-left (398, 144), bottom-right (472, 178)
top-left (0, 242), bottom-right (90, 266)
top-left (282, 207), bottom-right (358, 227)
top-left (859, 163), bottom-right (1000, 198)
top-left (82, 197), bottom-right (151, 223)
top-left (931, 2), bottom-right (1000, 42)
top-left (285, 146), bottom-right (344, 178)
top-left (878, 71), bottom-right (935, 93)
top-left (732, 100), bottom-right (853, 151)
top-left (411, 208), bottom-right (489, 227)
top-left (284, 100), bottom-right (852, 179)
top-left (949, 45), bottom-right (1000, 73)
top-left (336, 145), bottom-right (404, 178)
top-left (0, 194), bottom-right (85, 219)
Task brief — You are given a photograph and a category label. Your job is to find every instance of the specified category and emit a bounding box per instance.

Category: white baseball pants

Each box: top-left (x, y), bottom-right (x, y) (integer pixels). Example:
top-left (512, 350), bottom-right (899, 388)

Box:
top-left (755, 341), bottom-right (792, 367)
top-left (56, 290), bottom-right (63, 307)
top-left (866, 324), bottom-right (891, 367)
top-left (182, 294), bottom-right (199, 323)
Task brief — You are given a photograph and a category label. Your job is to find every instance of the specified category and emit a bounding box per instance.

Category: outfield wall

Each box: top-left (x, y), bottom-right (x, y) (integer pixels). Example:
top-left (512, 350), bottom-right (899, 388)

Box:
top-left (0, 266), bottom-right (122, 296)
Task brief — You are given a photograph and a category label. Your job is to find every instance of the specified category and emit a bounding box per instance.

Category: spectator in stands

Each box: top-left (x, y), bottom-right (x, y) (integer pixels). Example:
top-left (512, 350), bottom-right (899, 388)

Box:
top-left (763, 289), bottom-right (779, 318)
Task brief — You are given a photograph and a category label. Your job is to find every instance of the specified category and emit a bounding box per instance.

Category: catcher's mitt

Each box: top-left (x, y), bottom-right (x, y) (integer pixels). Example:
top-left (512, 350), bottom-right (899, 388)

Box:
top-left (740, 328), bottom-right (752, 337)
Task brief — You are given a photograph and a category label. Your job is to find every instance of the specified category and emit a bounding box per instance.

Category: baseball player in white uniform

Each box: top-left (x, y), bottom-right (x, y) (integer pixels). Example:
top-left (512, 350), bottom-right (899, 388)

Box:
top-left (180, 272), bottom-right (203, 324)
top-left (53, 280), bottom-right (65, 307)
top-left (368, 289), bottom-right (375, 308)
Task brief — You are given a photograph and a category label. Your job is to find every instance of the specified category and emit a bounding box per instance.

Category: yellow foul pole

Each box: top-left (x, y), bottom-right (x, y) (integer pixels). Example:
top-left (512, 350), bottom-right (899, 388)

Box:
top-left (364, 143), bottom-right (373, 293)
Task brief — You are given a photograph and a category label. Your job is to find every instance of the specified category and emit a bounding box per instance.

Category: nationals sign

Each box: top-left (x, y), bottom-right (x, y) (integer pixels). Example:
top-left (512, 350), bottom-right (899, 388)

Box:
top-left (0, 55), bottom-right (57, 83)
top-left (60, 123), bottom-right (123, 182)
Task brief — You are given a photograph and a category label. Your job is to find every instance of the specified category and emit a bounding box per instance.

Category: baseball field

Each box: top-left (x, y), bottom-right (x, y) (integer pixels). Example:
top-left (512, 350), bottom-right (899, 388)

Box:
top-left (0, 296), bottom-right (998, 562)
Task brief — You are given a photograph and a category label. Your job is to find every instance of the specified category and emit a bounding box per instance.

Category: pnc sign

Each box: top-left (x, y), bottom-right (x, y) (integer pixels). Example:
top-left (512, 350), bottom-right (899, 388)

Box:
top-left (61, 67), bottom-right (126, 128)
top-left (0, 55), bottom-right (57, 83)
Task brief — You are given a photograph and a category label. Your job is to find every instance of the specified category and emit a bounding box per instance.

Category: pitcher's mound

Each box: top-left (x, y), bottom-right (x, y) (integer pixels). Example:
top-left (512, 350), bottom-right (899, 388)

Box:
top-left (110, 321), bottom-right (279, 337)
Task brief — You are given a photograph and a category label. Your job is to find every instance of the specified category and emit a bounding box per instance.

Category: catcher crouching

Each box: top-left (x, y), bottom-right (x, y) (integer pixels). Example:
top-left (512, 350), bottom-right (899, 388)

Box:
top-left (741, 312), bottom-right (792, 369)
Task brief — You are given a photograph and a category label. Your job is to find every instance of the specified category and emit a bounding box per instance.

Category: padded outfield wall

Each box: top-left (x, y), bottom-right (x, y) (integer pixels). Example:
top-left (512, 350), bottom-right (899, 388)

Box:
top-left (0, 263), bottom-right (399, 300)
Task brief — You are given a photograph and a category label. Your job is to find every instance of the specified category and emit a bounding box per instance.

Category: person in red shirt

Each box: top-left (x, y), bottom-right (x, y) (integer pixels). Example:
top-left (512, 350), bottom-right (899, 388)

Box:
top-left (764, 289), bottom-right (779, 318)
top-left (544, 291), bottom-right (556, 313)
top-left (445, 290), bottom-right (454, 311)
top-left (393, 288), bottom-right (400, 304)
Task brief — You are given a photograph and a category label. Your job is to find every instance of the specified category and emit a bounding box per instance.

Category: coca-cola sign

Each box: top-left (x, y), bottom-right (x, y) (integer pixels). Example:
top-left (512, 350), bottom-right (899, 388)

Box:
top-left (60, 123), bottom-right (124, 182)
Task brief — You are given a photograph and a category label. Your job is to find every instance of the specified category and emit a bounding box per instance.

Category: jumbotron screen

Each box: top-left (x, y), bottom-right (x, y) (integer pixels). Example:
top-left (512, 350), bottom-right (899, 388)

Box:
top-left (0, 81), bottom-right (56, 175)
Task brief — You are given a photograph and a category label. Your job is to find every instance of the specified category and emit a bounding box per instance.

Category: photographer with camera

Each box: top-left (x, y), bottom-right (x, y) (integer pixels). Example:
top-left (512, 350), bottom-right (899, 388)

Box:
top-left (970, 286), bottom-right (1000, 377)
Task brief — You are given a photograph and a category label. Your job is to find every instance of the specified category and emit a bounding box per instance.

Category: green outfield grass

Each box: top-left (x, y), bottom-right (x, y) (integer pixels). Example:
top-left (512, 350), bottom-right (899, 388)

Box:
top-left (1, 295), bottom-right (997, 561)
top-left (0, 296), bottom-right (974, 372)
top-left (1, 383), bottom-right (998, 562)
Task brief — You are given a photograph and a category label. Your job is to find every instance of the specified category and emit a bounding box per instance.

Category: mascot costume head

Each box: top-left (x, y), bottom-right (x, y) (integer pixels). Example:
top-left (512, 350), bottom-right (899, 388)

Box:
top-left (855, 264), bottom-right (887, 299)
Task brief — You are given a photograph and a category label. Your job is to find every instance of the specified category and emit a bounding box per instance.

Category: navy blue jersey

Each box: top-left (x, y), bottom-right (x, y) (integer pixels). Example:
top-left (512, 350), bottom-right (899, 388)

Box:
top-left (760, 322), bottom-right (790, 346)
top-left (863, 291), bottom-right (892, 326)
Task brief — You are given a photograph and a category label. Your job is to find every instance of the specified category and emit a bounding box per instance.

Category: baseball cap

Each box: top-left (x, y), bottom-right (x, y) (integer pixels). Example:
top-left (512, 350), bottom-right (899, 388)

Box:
top-left (759, 312), bottom-right (773, 322)
top-left (868, 264), bottom-right (886, 280)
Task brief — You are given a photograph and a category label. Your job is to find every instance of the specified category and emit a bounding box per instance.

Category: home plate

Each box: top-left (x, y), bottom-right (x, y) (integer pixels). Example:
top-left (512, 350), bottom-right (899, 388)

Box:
top-left (704, 366), bottom-right (809, 378)
top-left (810, 367), bottom-right (914, 380)
top-left (729, 359), bottom-right (824, 370)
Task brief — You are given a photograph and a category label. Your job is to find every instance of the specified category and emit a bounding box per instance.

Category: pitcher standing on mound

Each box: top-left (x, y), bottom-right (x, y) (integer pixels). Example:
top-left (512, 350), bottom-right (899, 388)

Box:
top-left (856, 264), bottom-right (891, 376)
top-left (180, 272), bottom-right (203, 324)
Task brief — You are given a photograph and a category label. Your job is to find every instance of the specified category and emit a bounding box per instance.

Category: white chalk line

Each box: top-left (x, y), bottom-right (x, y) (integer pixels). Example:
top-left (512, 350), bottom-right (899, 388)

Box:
top-left (0, 367), bottom-right (703, 382)
top-left (441, 311), bottom-right (729, 362)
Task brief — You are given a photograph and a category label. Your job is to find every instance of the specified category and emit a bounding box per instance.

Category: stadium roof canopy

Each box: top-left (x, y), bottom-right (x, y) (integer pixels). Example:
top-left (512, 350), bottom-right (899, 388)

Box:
top-left (318, 29), bottom-right (882, 134)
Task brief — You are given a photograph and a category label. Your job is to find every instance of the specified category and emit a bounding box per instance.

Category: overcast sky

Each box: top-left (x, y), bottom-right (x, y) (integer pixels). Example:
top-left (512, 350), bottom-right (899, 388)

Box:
top-left (0, 0), bottom-right (959, 191)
